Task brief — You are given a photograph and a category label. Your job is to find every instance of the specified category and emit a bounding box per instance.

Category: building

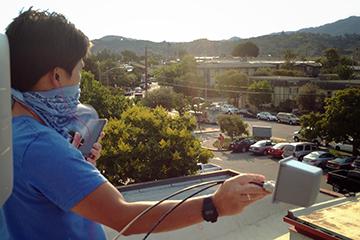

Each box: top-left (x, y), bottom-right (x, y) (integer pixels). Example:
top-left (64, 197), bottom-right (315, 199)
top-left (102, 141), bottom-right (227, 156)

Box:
top-left (283, 193), bottom-right (360, 239)
top-left (103, 170), bottom-right (337, 240)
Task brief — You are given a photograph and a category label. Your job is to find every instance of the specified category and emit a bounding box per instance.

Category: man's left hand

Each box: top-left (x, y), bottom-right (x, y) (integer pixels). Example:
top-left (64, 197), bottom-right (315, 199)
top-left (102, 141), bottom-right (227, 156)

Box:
top-left (86, 132), bottom-right (105, 166)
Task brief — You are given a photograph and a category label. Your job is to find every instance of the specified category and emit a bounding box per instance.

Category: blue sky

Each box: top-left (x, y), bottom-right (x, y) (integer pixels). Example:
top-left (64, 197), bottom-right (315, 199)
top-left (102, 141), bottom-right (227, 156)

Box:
top-left (1, 0), bottom-right (359, 42)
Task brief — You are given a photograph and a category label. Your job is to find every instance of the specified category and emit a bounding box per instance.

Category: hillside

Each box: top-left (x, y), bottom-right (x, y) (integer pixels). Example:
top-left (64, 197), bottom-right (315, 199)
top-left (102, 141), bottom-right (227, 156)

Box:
top-left (91, 16), bottom-right (360, 58)
top-left (298, 16), bottom-right (360, 36)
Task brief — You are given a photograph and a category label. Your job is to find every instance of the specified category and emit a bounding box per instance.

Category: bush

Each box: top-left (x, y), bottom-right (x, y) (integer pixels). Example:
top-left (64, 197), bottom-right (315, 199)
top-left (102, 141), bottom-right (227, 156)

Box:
top-left (99, 106), bottom-right (213, 185)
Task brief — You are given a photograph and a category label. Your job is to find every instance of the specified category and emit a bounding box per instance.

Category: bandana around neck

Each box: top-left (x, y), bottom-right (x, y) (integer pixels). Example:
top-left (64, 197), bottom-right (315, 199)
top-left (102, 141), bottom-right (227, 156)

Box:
top-left (11, 84), bottom-right (81, 138)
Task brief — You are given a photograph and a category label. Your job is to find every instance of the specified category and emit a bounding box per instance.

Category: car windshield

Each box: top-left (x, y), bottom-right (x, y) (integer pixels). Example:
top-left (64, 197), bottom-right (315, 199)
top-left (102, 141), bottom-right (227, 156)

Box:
top-left (255, 140), bottom-right (269, 146)
top-left (308, 151), bottom-right (324, 158)
top-left (273, 143), bottom-right (286, 149)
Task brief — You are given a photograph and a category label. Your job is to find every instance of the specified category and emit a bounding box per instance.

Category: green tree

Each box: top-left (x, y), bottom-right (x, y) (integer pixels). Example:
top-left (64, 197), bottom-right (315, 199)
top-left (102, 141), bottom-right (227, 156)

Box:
top-left (323, 48), bottom-right (340, 70)
top-left (80, 71), bottom-right (132, 119)
top-left (217, 114), bottom-right (249, 140)
top-left (299, 112), bottom-right (325, 143)
top-left (215, 70), bottom-right (248, 107)
top-left (283, 49), bottom-right (297, 69)
top-left (335, 65), bottom-right (354, 80)
top-left (323, 88), bottom-right (360, 156)
top-left (142, 87), bottom-right (176, 111)
top-left (121, 50), bottom-right (139, 63)
top-left (297, 83), bottom-right (324, 112)
top-left (98, 106), bottom-right (213, 184)
top-left (153, 63), bottom-right (182, 85)
top-left (247, 80), bottom-right (272, 108)
top-left (232, 41), bottom-right (259, 58)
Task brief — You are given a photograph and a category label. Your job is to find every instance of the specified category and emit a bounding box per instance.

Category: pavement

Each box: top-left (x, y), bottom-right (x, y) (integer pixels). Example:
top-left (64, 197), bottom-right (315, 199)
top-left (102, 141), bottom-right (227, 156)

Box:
top-left (193, 125), bottom-right (229, 152)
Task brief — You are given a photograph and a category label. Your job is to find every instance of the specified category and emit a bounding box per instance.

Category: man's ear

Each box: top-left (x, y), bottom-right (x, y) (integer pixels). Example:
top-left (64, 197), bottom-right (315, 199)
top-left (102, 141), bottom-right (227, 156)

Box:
top-left (50, 68), bottom-right (62, 88)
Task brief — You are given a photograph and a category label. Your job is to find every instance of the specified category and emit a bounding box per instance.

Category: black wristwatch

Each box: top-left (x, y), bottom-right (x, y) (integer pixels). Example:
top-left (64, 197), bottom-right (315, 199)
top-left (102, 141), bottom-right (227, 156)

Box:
top-left (202, 196), bottom-right (219, 223)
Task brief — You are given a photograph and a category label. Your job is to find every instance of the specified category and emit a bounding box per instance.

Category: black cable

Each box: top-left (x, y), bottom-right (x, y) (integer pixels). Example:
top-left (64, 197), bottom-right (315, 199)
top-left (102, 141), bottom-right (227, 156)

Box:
top-left (142, 182), bottom-right (222, 240)
top-left (113, 179), bottom-right (225, 240)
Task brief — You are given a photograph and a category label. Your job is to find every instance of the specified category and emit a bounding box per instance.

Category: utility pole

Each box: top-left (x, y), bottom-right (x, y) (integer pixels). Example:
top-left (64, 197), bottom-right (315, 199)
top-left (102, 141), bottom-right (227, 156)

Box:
top-left (145, 46), bottom-right (148, 95)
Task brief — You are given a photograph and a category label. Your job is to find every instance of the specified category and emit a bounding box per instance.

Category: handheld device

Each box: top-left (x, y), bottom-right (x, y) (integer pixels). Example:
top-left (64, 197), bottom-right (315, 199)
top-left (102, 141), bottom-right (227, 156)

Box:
top-left (77, 119), bottom-right (107, 157)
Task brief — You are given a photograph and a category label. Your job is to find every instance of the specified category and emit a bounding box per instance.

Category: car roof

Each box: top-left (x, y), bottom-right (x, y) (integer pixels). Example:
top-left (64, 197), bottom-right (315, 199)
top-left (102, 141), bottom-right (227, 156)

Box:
top-left (289, 142), bottom-right (314, 146)
top-left (308, 151), bottom-right (328, 155)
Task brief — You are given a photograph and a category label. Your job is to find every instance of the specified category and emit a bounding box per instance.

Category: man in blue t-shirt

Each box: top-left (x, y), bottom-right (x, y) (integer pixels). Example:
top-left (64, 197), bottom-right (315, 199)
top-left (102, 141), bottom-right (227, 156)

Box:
top-left (1, 9), bottom-right (269, 239)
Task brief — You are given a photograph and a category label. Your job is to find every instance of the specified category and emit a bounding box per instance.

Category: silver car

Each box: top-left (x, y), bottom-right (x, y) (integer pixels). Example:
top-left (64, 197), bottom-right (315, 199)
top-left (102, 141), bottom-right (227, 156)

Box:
top-left (249, 140), bottom-right (274, 155)
top-left (303, 151), bottom-right (336, 168)
top-left (256, 112), bottom-right (277, 121)
top-left (282, 142), bottom-right (317, 160)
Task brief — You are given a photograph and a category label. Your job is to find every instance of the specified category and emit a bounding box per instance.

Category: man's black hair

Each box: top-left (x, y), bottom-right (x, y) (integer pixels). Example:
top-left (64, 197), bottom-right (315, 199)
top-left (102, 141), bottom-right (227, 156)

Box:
top-left (6, 8), bottom-right (90, 91)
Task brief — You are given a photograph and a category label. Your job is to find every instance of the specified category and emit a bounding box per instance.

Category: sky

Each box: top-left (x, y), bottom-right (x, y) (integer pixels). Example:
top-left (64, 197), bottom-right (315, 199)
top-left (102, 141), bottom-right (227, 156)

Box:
top-left (1, 0), bottom-right (359, 42)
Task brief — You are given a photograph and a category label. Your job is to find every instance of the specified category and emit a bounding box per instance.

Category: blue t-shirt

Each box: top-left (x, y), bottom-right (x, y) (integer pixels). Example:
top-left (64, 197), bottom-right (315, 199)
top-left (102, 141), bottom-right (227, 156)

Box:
top-left (1, 116), bottom-right (108, 240)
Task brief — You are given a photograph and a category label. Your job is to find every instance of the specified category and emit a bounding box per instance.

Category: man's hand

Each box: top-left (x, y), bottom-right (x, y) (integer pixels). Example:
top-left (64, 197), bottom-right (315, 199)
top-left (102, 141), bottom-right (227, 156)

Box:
top-left (212, 173), bottom-right (270, 217)
top-left (71, 132), bottom-right (105, 166)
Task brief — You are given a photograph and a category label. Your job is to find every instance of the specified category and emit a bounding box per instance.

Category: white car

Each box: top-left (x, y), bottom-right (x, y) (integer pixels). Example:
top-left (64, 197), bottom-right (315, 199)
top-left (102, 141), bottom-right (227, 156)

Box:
top-left (302, 151), bottom-right (336, 168)
top-left (220, 104), bottom-right (239, 114)
top-left (328, 141), bottom-right (354, 153)
top-left (197, 163), bottom-right (222, 174)
top-left (256, 112), bottom-right (277, 121)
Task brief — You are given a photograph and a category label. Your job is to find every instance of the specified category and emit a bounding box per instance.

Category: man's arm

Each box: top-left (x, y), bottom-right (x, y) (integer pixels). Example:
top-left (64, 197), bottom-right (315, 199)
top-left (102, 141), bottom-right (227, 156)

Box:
top-left (71, 174), bottom-right (268, 236)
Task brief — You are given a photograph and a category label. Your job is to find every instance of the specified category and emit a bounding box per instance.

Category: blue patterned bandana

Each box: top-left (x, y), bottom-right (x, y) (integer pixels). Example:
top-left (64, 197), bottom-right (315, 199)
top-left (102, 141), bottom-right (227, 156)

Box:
top-left (12, 84), bottom-right (81, 138)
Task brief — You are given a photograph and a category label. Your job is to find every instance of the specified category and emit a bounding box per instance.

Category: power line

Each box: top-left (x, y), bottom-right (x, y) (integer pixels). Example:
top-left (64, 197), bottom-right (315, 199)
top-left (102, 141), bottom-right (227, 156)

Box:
top-left (158, 82), bottom-right (332, 97)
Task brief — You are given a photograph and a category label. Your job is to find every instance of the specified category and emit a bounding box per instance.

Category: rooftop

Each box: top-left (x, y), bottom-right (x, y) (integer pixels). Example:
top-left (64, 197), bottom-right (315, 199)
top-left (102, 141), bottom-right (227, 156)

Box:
top-left (103, 169), bottom-right (336, 240)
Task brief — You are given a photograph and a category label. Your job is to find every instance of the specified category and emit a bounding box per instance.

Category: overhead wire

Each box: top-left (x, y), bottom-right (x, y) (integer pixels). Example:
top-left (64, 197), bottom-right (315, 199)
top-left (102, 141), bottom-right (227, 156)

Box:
top-left (142, 182), bottom-right (221, 240)
top-left (113, 179), bottom-right (225, 240)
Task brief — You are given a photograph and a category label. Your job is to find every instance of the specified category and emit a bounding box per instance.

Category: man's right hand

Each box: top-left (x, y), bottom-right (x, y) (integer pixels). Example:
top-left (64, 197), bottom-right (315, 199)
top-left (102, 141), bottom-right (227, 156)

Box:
top-left (212, 173), bottom-right (270, 217)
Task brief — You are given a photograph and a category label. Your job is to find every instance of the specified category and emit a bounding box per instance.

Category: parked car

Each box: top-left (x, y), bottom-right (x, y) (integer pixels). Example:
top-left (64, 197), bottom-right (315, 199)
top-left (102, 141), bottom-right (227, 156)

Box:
top-left (351, 157), bottom-right (360, 169)
top-left (197, 163), bottom-right (222, 174)
top-left (249, 140), bottom-right (274, 155)
top-left (134, 87), bottom-right (143, 98)
top-left (229, 138), bottom-right (257, 153)
top-left (327, 169), bottom-right (360, 193)
top-left (302, 151), bottom-right (336, 168)
top-left (238, 108), bottom-right (256, 118)
top-left (276, 112), bottom-right (300, 125)
top-left (267, 142), bottom-right (291, 158)
top-left (282, 142), bottom-right (317, 160)
top-left (256, 112), bottom-right (277, 121)
top-left (293, 127), bottom-right (322, 146)
top-left (327, 156), bottom-right (356, 170)
top-left (220, 104), bottom-right (239, 114)
top-left (328, 141), bottom-right (355, 153)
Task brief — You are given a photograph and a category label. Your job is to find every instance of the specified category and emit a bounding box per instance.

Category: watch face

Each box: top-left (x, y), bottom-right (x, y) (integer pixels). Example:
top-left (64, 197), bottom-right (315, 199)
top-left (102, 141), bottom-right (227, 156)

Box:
top-left (202, 197), bottom-right (218, 223)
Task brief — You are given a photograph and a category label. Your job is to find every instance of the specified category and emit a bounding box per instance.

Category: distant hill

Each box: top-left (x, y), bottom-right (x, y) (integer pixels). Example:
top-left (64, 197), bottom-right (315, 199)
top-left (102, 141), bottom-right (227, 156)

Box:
top-left (91, 16), bottom-right (360, 58)
top-left (298, 16), bottom-right (360, 36)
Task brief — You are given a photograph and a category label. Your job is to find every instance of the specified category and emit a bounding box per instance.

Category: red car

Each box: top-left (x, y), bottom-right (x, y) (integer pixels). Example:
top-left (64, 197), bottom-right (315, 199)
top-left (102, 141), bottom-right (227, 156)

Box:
top-left (267, 142), bottom-right (291, 158)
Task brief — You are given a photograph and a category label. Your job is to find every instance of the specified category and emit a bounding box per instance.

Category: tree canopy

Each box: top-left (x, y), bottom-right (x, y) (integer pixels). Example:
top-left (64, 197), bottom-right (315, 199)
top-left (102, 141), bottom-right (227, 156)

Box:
top-left (217, 114), bottom-right (249, 140)
top-left (98, 106), bottom-right (213, 184)
top-left (247, 80), bottom-right (272, 108)
top-left (323, 88), bottom-right (360, 155)
top-left (232, 41), bottom-right (259, 58)
top-left (142, 87), bottom-right (189, 115)
top-left (80, 71), bottom-right (132, 119)
top-left (154, 55), bottom-right (204, 96)
top-left (215, 70), bottom-right (248, 107)
top-left (297, 83), bottom-right (325, 112)
top-left (300, 88), bottom-right (360, 156)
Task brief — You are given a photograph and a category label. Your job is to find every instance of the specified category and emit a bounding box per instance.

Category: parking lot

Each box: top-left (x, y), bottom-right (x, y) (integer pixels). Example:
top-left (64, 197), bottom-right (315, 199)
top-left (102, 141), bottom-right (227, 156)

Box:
top-left (209, 151), bottom-right (332, 191)
top-left (197, 120), bottom-right (332, 192)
